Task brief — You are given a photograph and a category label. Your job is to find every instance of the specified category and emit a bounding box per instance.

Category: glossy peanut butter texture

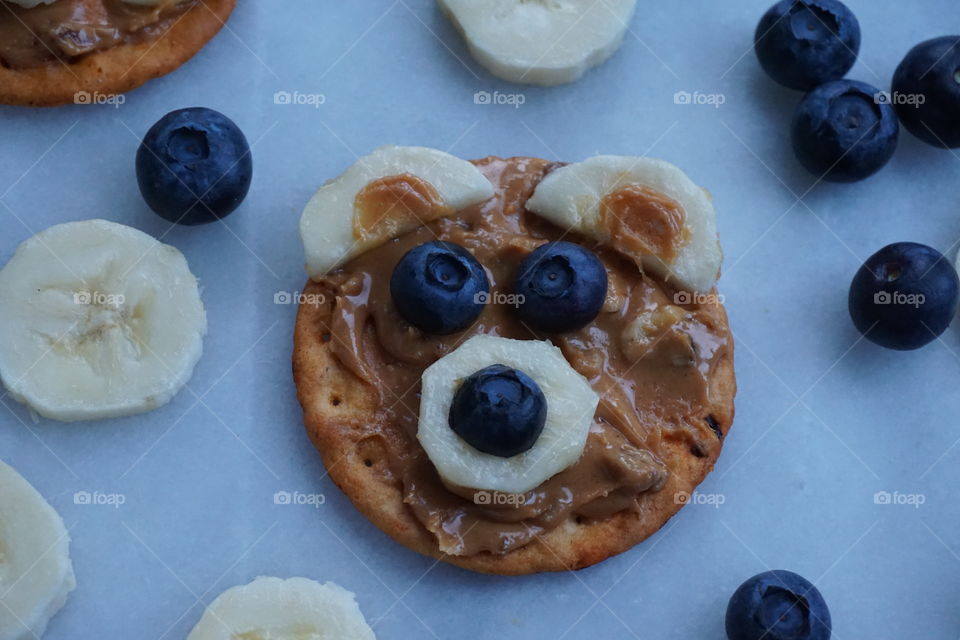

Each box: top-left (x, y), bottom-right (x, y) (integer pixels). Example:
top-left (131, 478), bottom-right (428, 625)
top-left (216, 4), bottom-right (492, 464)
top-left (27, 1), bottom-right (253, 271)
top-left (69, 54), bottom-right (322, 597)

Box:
top-left (312, 157), bottom-right (729, 556)
top-left (0, 0), bottom-right (194, 69)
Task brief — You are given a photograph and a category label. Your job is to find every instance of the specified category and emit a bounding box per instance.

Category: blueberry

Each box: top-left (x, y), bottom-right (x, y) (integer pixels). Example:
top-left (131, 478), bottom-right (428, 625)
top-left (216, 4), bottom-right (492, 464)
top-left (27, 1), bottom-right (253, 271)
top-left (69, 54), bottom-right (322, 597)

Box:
top-left (892, 36), bottom-right (960, 148)
top-left (791, 80), bottom-right (899, 182)
top-left (848, 242), bottom-right (959, 351)
top-left (136, 107), bottom-right (252, 225)
top-left (449, 364), bottom-right (547, 458)
top-left (726, 570), bottom-right (831, 640)
top-left (514, 241), bottom-right (607, 333)
top-left (390, 241), bottom-right (489, 334)
top-left (754, 0), bottom-right (860, 91)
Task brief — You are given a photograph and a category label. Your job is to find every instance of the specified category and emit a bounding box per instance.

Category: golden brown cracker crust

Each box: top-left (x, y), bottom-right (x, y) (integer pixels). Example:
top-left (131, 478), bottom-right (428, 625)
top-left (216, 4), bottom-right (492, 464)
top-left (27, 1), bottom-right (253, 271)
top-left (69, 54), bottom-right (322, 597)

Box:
top-left (0, 0), bottom-right (235, 107)
top-left (293, 159), bottom-right (737, 575)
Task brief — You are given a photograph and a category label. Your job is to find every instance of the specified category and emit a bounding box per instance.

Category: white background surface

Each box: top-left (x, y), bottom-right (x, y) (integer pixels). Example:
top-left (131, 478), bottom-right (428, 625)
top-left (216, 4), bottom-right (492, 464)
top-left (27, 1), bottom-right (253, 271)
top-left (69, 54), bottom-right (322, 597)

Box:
top-left (2, 1), bottom-right (960, 638)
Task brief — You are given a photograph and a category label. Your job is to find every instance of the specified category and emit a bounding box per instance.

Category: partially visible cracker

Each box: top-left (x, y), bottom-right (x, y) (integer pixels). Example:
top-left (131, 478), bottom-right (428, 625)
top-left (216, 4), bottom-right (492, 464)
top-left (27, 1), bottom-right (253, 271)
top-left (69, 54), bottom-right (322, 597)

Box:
top-left (0, 0), bottom-right (235, 107)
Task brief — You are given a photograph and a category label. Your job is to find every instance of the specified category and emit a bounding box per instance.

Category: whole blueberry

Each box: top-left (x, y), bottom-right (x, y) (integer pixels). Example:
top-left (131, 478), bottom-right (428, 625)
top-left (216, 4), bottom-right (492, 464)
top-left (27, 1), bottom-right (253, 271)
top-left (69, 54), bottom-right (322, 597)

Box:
top-left (449, 364), bottom-right (547, 458)
top-left (514, 241), bottom-right (607, 333)
top-left (892, 36), bottom-right (960, 148)
top-left (726, 570), bottom-right (831, 640)
top-left (755, 0), bottom-right (860, 91)
top-left (136, 107), bottom-right (252, 225)
top-left (390, 241), bottom-right (489, 334)
top-left (791, 79), bottom-right (899, 182)
top-left (848, 242), bottom-right (959, 351)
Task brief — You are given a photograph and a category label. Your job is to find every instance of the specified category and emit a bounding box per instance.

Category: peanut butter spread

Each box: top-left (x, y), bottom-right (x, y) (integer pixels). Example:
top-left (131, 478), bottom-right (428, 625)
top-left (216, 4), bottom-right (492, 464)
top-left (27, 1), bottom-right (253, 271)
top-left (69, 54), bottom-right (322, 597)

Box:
top-left (0, 0), bottom-right (195, 69)
top-left (312, 157), bottom-right (729, 556)
top-left (353, 174), bottom-right (454, 248)
top-left (600, 184), bottom-right (690, 263)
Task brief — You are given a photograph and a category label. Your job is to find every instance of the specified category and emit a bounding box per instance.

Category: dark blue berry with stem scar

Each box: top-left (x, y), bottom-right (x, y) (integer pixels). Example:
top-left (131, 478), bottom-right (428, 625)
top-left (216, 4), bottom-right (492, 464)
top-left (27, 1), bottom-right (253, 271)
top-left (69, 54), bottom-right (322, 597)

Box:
top-left (848, 242), bottom-right (959, 351)
top-left (136, 107), bottom-right (252, 225)
top-left (513, 241), bottom-right (607, 333)
top-left (726, 570), bottom-right (831, 640)
top-left (449, 364), bottom-right (546, 458)
top-left (791, 79), bottom-right (899, 182)
top-left (390, 241), bottom-right (489, 335)
top-left (754, 0), bottom-right (860, 91)
top-left (892, 36), bottom-right (960, 148)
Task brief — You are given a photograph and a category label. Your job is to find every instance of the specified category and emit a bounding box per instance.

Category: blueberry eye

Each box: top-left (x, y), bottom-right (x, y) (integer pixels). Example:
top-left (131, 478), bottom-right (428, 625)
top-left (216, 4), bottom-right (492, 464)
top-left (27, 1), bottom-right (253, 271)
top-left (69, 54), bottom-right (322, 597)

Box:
top-left (426, 253), bottom-right (469, 291)
top-left (449, 364), bottom-right (547, 458)
top-left (513, 241), bottom-right (607, 333)
top-left (529, 256), bottom-right (575, 298)
top-left (390, 241), bottom-right (489, 335)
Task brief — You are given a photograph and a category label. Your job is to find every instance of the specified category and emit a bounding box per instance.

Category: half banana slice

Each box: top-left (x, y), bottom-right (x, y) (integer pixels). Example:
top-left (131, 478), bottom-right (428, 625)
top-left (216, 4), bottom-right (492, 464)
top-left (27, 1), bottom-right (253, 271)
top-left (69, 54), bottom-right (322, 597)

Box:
top-left (526, 156), bottom-right (723, 294)
top-left (0, 461), bottom-right (75, 640)
top-left (300, 145), bottom-right (494, 279)
top-left (186, 576), bottom-right (376, 639)
top-left (0, 219), bottom-right (207, 422)
top-left (438, 0), bottom-right (638, 86)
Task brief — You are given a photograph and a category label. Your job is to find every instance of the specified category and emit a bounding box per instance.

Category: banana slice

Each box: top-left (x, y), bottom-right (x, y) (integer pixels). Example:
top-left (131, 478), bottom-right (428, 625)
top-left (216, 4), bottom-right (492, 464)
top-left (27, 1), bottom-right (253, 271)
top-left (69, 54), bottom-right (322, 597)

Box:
top-left (0, 461), bottom-right (75, 640)
top-left (300, 145), bottom-right (494, 279)
top-left (186, 576), bottom-right (376, 640)
top-left (0, 219), bottom-right (207, 422)
top-left (419, 335), bottom-right (598, 494)
top-left (526, 156), bottom-right (723, 294)
top-left (438, 0), bottom-right (637, 86)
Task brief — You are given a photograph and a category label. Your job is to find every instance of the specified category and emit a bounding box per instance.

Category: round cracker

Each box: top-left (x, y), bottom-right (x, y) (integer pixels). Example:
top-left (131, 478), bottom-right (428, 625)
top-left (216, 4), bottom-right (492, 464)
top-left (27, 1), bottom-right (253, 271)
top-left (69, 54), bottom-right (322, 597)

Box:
top-left (0, 0), bottom-right (235, 107)
top-left (293, 158), bottom-right (736, 575)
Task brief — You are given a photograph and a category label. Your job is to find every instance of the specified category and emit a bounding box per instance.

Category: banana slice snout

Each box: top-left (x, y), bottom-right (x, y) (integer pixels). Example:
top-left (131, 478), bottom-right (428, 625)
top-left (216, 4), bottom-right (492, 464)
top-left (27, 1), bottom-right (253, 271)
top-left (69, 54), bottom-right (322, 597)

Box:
top-left (526, 155), bottom-right (723, 294)
top-left (0, 461), bottom-right (75, 640)
top-left (186, 576), bottom-right (376, 640)
top-left (419, 335), bottom-right (598, 494)
top-left (439, 0), bottom-right (638, 86)
top-left (0, 219), bottom-right (207, 422)
top-left (299, 145), bottom-right (494, 279)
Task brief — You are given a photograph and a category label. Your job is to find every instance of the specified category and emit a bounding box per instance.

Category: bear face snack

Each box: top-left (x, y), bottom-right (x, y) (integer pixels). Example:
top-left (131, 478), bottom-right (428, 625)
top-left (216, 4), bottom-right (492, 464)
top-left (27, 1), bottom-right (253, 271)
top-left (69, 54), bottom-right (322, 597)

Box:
top-left (294, 146), bottom-right (735, 575)
top-left (0, 0), bottom-right (235, 106)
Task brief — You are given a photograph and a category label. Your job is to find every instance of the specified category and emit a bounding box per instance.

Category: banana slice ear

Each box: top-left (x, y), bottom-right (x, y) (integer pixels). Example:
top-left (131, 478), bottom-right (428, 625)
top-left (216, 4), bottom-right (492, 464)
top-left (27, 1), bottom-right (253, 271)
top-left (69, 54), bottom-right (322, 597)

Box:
top-left (300, 145), bottom-right (494, 279)
top-left (526, 156), bottom-right (723, 294)
top-left (439, 0), bottom-right (638, 86)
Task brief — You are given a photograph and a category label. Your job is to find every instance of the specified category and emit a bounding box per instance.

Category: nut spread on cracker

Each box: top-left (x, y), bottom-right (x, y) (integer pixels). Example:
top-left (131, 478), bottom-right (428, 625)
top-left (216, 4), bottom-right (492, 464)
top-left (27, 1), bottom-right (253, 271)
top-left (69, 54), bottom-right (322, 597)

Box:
top-left (0, 0), bottom-right (235, 106)
top-left (293, 146), bottom-right (736, 575)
